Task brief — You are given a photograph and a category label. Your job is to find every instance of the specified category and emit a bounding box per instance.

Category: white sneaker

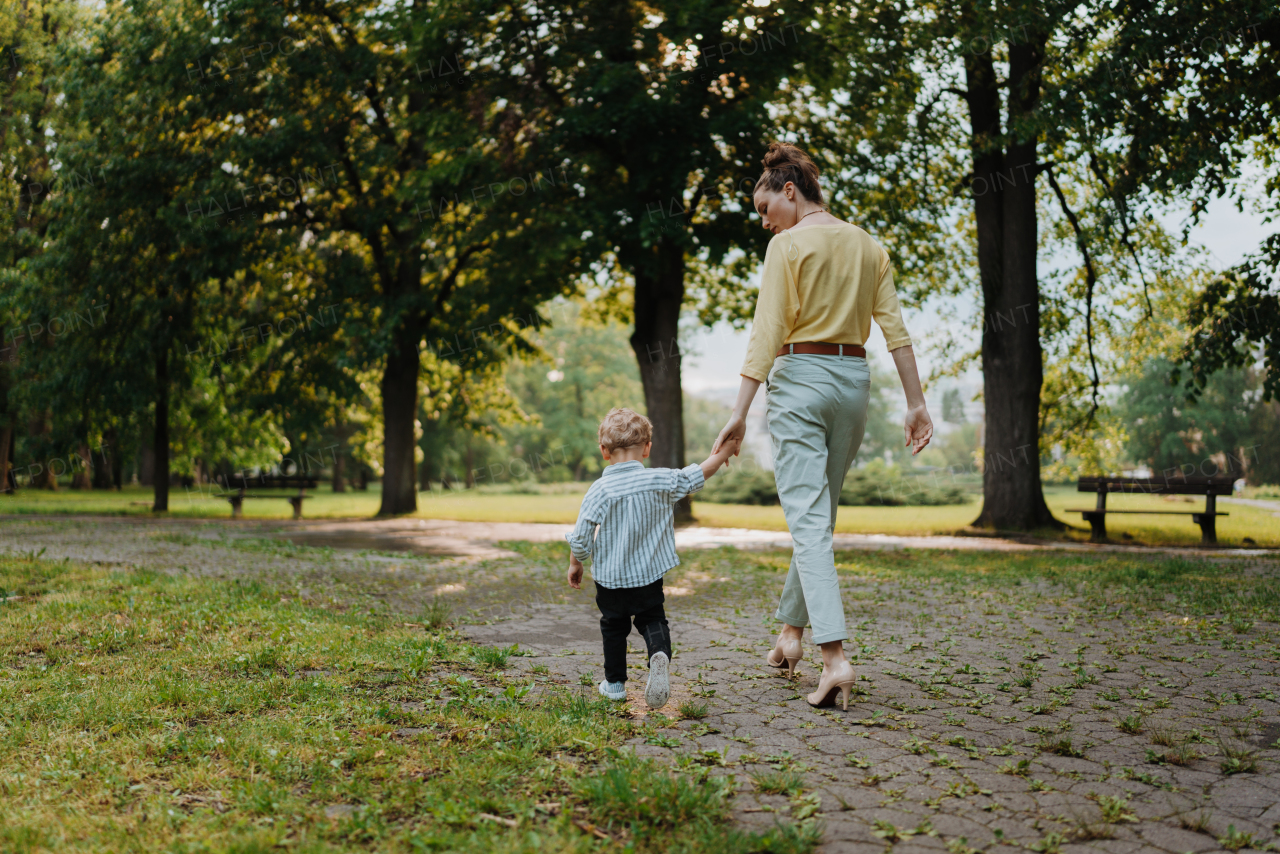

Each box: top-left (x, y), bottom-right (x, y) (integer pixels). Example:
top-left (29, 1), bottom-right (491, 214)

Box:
top-left (598, 680), bottom-right (626, 701)
top-left (645, 652), bottom-right (670, 709)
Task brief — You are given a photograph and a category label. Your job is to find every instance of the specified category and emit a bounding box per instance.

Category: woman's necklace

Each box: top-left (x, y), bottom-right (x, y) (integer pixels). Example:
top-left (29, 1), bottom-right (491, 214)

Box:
top-left (795, 208), bottom-right (826, 225)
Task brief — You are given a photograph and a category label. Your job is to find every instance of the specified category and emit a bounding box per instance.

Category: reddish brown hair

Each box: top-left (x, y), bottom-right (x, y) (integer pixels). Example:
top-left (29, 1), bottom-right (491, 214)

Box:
top-left (755, 142), bottom-right (824, 205)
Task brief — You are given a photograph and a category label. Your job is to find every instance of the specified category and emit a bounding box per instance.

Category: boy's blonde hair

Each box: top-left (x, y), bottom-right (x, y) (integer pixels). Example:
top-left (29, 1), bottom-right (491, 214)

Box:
top-left (598, 408), bottom-right (652, 452)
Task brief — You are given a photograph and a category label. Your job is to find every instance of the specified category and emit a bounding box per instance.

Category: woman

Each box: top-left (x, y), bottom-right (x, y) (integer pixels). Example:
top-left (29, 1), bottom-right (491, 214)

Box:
top-left (713, 143), bottom-right (933, 711)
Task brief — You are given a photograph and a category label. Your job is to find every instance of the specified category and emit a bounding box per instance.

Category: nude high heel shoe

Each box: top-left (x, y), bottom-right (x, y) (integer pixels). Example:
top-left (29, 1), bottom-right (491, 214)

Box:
top-left (807, 662), bottom-right (857, 711)
top-left (765, 635), bottom-right (803, 679)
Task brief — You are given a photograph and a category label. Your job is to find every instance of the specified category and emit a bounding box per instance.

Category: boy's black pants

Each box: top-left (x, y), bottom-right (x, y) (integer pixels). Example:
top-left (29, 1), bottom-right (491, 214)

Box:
top-left (595, 577), bottom-right (671, 684)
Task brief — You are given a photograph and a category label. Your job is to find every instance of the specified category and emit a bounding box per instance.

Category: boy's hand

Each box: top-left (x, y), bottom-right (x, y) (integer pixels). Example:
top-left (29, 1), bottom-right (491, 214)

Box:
top-left (567, 555), bottom-right (584, 589)
top-left (701, 438), bottom-right (742, 480)
top-left (716, 438), bottom-right (742, 466)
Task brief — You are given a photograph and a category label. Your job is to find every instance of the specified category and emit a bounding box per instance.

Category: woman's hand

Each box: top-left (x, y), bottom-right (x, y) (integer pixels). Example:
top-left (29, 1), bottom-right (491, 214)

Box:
top-left (714, 377), bottom-right (762, 456)
top-left (713, 414), bottom-right (746, 456)
top-left (903, 404), bottom-right (933, 455)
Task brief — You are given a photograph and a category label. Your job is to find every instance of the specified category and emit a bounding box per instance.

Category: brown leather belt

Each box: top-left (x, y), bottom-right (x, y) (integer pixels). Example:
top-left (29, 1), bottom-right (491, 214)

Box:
top-left (776, 342), bottom-right (866, 358)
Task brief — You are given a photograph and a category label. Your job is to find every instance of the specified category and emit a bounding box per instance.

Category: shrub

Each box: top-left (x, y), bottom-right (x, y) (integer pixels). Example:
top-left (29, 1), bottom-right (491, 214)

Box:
top-left (698, 458), bottom-right (969, 506)
top-left (698, 466), bottom-right (780, 505)
top-left (839, 462), bottom-right (968, 506)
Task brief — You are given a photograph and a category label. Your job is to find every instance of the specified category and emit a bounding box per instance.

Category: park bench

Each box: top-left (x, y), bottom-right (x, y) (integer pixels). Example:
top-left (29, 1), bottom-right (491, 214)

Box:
top-left (220, 474), bottom-right (319, 520)
top-left (1069, 475), bottom-right (1238, 545)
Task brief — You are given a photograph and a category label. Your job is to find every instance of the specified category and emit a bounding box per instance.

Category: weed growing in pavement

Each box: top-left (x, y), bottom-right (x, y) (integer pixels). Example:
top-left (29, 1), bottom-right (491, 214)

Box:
top-left (678, 700), bottom-right (710, 720)
top-left (1218, 738), bottom-right (1260, 775)
top-left (752, 769), bottom-right (805, 796)
top-left (1218, 824), bottom-right (1256, 851)
top-left (420, 596), bottom-right (452, 630)
top-left (1093, 794), bottom-right (1138, 823)
top-left (1116, 713), bottom-right (1144, 734)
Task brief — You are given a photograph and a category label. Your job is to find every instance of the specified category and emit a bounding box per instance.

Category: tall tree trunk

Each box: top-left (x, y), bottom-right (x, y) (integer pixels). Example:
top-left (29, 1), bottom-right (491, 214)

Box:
top-left (378, 321), bottom-right (419, 515)
top-left (139, 439), bottom-right (156, 486)
top-left (0, 423), bottom-right (12, 494)
top-left (29, 412), bottom-right (56, 490)
top-left (629, 238), bottom-right (690, 521)
top-left (332, 448), bottom-right (346, 493)
top-left (107, 427), bottom-right (122, 490)
top-left (153, 349), bottom-right (170, 512)
top-left (92, 430), bottom-right (114, 489)
top-left (0, 323), bottom-right (10, 495)
top-left (964, 31), bottom-right (1058, 531)
top-left (71, 442), bottom-right (92, 489)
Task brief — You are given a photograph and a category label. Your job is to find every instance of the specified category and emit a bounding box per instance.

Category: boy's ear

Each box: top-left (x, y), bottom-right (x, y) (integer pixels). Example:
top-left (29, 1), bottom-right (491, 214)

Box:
top-left (642, 442), bottom-right (652, 458)
top-left (600, 444), bottom-right (611, 460)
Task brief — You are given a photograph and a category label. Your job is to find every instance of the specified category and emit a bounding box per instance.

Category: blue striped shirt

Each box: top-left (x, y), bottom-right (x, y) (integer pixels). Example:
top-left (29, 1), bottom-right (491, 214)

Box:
top-left (565, 460), bottom-right (706, 589)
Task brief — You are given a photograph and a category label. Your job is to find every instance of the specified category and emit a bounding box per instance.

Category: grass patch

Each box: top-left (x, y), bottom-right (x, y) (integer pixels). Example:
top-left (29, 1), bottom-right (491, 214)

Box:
top-left (1218, 739), bottom-right (1260, 775)
top-left (1116, 713), bottom-right (1144, 734)
top-left (0, 555), bottom-right (808, 853)
top-left (678, 700), bottom-right (710, 720)
top-left (419, 597), bottom-right (452, 630)
top-left (751, 769), bottom-right (806, 796)
top-left (831, 550), bottom-right (1280, 623)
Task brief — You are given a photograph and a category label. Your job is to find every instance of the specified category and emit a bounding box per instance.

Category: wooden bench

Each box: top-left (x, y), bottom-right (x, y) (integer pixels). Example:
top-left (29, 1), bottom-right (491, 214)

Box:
top-left (1069, 475), bottom-right (1238, 545)
top-left (220, 474), bottom-right (319, 520)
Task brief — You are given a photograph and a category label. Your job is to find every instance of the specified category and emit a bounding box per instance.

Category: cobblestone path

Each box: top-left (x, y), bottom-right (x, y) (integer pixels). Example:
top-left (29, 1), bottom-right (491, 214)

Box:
top-left (471, 569), bottom-right (1280, 854)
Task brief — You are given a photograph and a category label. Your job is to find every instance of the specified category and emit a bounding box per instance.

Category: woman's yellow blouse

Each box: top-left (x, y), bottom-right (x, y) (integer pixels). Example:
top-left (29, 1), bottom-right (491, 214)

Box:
top-left (740, 222), bottom-right (913, 383)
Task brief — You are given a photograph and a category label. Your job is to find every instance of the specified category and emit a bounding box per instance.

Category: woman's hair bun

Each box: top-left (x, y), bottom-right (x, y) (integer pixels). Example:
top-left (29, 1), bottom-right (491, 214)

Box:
top-left (757, 142), bottom-right (824, 205)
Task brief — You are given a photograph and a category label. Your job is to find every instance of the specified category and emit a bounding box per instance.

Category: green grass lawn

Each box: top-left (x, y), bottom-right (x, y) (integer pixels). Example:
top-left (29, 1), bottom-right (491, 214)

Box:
top-left (2, 482), bottom-right (1277, 548)
top-left (0, 554), bottom-right (814, 854)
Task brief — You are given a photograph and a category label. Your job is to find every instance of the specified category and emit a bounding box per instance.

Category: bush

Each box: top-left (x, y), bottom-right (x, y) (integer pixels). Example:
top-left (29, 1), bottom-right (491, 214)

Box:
top-left (839, 460), bottom-right (968, 506)
top-left (699, 466), bottom-right (780, 505)
top-left (698, 458), bottom-right (969, 506)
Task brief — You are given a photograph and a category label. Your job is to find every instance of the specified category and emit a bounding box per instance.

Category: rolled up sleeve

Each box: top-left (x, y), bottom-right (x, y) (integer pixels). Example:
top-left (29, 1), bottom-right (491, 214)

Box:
top-left (669, 464), bottom-right (706, 503)
top-left (873, 251), bottom-right (912, 351)
top-left (740, 237), bottom-right (800, 382)
top-left (565, 494), bottom-right (601, 561)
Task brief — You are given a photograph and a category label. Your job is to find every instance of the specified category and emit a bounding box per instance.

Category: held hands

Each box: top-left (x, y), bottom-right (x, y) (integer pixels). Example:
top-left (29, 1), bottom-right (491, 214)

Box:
top-left (567, 554), bottom-right (584, 590)
top-left (712, 414), bottom-right (746, 456)
top-left (701, 436), bottom-right (742, 480)
top-left (904, 404), bottom-right (934, 455)
top-left (714, 437), bottom-right (742, 469)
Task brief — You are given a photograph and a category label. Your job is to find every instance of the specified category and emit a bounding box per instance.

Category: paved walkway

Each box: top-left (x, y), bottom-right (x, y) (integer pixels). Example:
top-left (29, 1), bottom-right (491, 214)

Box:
top-left (6, 513), bottom-right (1275, 560)
top-left (273, 517), bottom-right (1277, 558)
top-left (471, 576), bottom-right (1280, 854)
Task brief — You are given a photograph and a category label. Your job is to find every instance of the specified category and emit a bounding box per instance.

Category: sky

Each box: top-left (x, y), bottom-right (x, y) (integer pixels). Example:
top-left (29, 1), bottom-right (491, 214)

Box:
top-left (681, 194), bottom-right (1273, 400)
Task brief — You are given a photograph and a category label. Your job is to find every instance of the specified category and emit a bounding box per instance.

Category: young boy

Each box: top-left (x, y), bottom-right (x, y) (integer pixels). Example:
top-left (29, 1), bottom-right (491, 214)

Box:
top-left (566, 408), bottom-right (740, 708)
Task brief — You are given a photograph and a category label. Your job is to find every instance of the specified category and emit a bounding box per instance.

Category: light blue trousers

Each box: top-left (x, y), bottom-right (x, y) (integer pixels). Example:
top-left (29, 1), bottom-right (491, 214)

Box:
top-left (766, 353), bottom-right (871, 644)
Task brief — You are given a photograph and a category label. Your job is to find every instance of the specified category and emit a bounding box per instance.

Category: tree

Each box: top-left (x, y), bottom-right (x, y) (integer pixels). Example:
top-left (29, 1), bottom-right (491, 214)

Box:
top-left (1118, 357), bottom-right (1255, 478)
top-left (1070, 5), bottom-right (1280, 400)
top-left (790, 0), bottom-right (1278, 530)
top-left (189, 0), bottom-right (594, 515)
top-left (503, 302), bottom-right (645, 482)
top-left (0, 0), bottom-right (78, 494)
top-left (27, 0), bottom-right (266, 510)
top-left (494, 0), bottom-right (820, 517)
top-left (805, 2), bottom-right (1071, 529)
